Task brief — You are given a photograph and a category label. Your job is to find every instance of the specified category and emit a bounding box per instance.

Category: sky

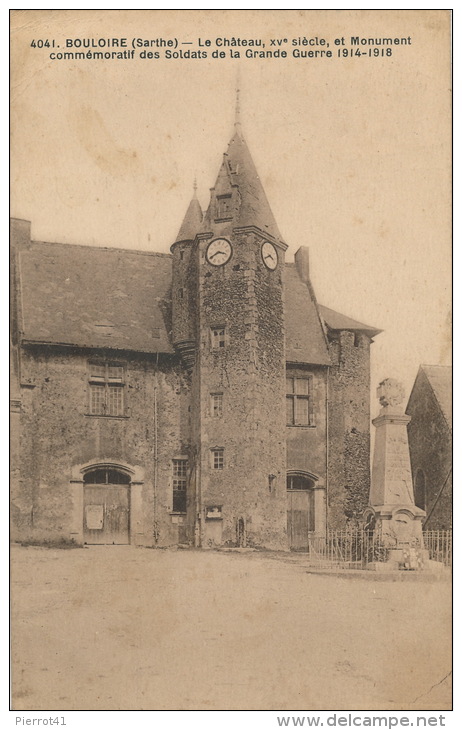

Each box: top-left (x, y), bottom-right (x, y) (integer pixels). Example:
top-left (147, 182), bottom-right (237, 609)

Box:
top-left (10, 9), bottom-right (452, 417)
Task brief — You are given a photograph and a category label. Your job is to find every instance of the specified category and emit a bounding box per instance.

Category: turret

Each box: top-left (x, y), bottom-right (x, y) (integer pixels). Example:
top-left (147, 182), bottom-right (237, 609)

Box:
top-left (171, 182), bottom-right (202, 368)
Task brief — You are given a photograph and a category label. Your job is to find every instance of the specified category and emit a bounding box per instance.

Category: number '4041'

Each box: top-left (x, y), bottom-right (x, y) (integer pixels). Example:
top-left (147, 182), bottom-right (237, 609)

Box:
top-left (30, 40), bottom-right (56, 48)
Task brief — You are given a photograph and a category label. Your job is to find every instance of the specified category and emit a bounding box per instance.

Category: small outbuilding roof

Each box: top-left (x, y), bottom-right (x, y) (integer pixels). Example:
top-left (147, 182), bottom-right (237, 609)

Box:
top-left (418, 364), bottom-right (452, 429)
top-left (318, 304), bottom-right (382, 339)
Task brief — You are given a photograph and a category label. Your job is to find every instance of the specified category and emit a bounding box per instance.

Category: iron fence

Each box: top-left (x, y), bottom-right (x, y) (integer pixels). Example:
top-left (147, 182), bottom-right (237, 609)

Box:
top-left (423, 529), bottom-right (452, 567)
top-left (305, 529), bottom-right (386, 570)
top-left (303, 528), bottom-right (452, 570)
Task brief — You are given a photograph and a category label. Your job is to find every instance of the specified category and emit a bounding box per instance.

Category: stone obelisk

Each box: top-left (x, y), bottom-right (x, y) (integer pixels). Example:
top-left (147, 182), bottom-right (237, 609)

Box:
top-left (365, 378), bottom-right (426, 568)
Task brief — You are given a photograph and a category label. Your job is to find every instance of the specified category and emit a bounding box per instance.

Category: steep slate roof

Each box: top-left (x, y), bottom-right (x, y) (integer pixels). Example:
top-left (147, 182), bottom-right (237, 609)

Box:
top-left (17, 241), bottom-right (174, 354)
top-left (284, 264), bottom-right (330, 365)
top-left (203, 131), bottom-right (284, 243)
top-left (318, 304), bottom-right (382, 339)
top-left (420, 365), bottom-right (452, 429)
top-left (15, 239), bottom-right (338, 364)
top-left (175, 194), bottom-right (203, 243)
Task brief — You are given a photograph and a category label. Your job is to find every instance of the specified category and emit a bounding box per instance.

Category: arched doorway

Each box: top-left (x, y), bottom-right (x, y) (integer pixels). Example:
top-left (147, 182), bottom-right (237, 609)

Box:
top-left (287, 472), bottom-right (316, 551)
top-left (414, 469), bottom-right (426, 511)
top-left (83, 467), bottom-right (131, 544)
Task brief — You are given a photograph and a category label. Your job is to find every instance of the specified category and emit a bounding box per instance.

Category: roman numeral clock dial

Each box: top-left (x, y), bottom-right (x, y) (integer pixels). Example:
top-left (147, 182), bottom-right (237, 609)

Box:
top-left (206, 238), bottom-right (232, 266)
top-left (261, 241), bottom-right (278, 270)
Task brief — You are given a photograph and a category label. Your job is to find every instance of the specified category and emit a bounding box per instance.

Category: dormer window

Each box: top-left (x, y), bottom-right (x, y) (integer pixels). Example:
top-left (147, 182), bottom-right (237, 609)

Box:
top-left (216, 194), bottom-right (232, 221)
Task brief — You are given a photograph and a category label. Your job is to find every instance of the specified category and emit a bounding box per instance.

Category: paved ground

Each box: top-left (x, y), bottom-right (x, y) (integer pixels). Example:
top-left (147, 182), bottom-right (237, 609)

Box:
top-left (11, 545), bottom-right (451, 711)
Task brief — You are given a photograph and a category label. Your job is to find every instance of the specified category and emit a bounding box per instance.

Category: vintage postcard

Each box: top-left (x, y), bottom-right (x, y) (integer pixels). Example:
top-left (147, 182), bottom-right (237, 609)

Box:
top-left (10, 9), bottom-right (452, 720)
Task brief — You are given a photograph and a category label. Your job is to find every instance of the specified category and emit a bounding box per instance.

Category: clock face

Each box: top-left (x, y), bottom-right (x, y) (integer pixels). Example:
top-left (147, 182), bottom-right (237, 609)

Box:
top-left (261, 241), bottom-right (278, 270)
top-left (206, 238), bottom-right (232, 266)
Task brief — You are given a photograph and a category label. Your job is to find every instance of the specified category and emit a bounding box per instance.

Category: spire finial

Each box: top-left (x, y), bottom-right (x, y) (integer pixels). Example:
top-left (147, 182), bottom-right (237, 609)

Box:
top-left (234, 70), bottom-right (242, 135)
top-left (193, 175), bottom-right (197, 198)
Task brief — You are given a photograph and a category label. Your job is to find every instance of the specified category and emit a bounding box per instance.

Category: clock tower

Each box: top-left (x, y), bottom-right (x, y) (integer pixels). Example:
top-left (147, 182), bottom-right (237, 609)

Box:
top-left (171, 103), bottom-right (288, 549)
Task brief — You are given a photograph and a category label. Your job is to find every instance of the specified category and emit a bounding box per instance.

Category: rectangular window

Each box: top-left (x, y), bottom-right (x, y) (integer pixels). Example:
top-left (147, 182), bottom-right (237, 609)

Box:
top-left (286, 376), bottom-right (314, 426)
top-left (211, 448), bottom-right (224, 470)
top-left (172, 459), bottom-right (188, 513)
top-left (211, 393), bottom-right (223, 417)
top-left (216, 194), bottom-right (232, 220)
top-left (211, 327), bottom-right (226, 349)
top-left (89, 361), bottom-right (125, 416)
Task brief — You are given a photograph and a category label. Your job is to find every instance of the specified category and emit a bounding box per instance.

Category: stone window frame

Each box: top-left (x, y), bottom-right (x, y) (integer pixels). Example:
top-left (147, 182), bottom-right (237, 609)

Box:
top-left (83, 467), bottom-right (131, 485)
top-left (215, 193), bottom-right (233, 222)
top-left (286, 472), bottom-right (317, 491)
top-left (211, 447), bottom-right (225, 470)
top-left (87, 359), bottom-right (127, 418)
top-left (210, 326), bottom-right (227, 350)
top-left (171, 457), bottom-right (188, 514)
top-left (286, 374), bottom-right (315, 427)
top-left (210, 392), bottom-right (223, 417)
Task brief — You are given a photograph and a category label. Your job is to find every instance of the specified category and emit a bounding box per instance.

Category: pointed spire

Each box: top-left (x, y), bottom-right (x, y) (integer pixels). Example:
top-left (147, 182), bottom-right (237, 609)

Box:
top-left (235, 87), bottom-right (241, 133)
top-left (175, 181), bottom-right (203, 243)
top-left (200, 79), bottom-right (285, 242)
top-left (234, 70), bottom-right (243, 137)
top-left (203, 131), bottom-right (284, 243)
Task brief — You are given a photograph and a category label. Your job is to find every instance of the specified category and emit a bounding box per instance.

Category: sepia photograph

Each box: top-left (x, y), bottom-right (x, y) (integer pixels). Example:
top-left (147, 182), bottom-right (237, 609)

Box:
top-left (10, 9), bottom-right (452, 718)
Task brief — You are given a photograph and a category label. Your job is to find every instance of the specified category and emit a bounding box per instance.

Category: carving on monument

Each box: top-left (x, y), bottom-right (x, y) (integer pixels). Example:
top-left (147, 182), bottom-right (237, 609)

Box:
top-left (377, 378), bottom-right (405, 408)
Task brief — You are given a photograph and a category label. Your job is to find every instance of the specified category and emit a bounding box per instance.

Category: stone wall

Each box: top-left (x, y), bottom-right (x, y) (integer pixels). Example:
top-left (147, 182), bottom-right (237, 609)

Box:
top-left (406, 377), bottom-right (452, 529)
top-left (11, 347), bottom-right (191, 546)
top-left (286, 365), bottom-right (327, 534)
top-left (327, 330), bottom-right (372, 527)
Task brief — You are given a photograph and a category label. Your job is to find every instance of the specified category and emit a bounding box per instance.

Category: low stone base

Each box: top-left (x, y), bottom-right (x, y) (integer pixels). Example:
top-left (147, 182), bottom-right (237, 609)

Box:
top-left (366, 561), bottom-right (396, 572)
top-left (367, 548), bottom-right (445, 572)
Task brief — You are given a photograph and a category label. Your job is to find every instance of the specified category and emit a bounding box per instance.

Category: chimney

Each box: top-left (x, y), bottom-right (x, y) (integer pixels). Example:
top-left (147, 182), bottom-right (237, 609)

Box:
top-left (294, 246), bottom-right (310, 283)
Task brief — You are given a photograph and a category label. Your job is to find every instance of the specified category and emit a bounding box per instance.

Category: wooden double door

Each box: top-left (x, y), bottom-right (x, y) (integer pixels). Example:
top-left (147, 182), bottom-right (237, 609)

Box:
top-left (83, 483), bottom-right (130, 545)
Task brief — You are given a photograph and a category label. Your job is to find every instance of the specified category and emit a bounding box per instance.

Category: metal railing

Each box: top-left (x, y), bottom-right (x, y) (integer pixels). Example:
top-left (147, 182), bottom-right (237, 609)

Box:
top-left (305, 530), bottom-right (386, 570)
top-left (423, 529), bottom-right (452, 567)
top-left (302, 529), bottom-right (452, 570)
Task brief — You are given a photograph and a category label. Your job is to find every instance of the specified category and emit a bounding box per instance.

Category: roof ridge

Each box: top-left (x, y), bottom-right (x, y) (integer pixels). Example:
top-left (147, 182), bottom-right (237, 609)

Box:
top-left (420, 363), bottom-right (452, 369)
top-left (29, 240), bottom-right (173, 258)
top-left (318, 302), bottom-right (382, 336)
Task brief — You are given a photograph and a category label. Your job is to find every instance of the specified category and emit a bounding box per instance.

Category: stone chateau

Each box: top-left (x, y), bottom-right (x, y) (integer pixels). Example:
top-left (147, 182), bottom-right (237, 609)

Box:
top-left (10, 112), bottom-right (381, 549)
